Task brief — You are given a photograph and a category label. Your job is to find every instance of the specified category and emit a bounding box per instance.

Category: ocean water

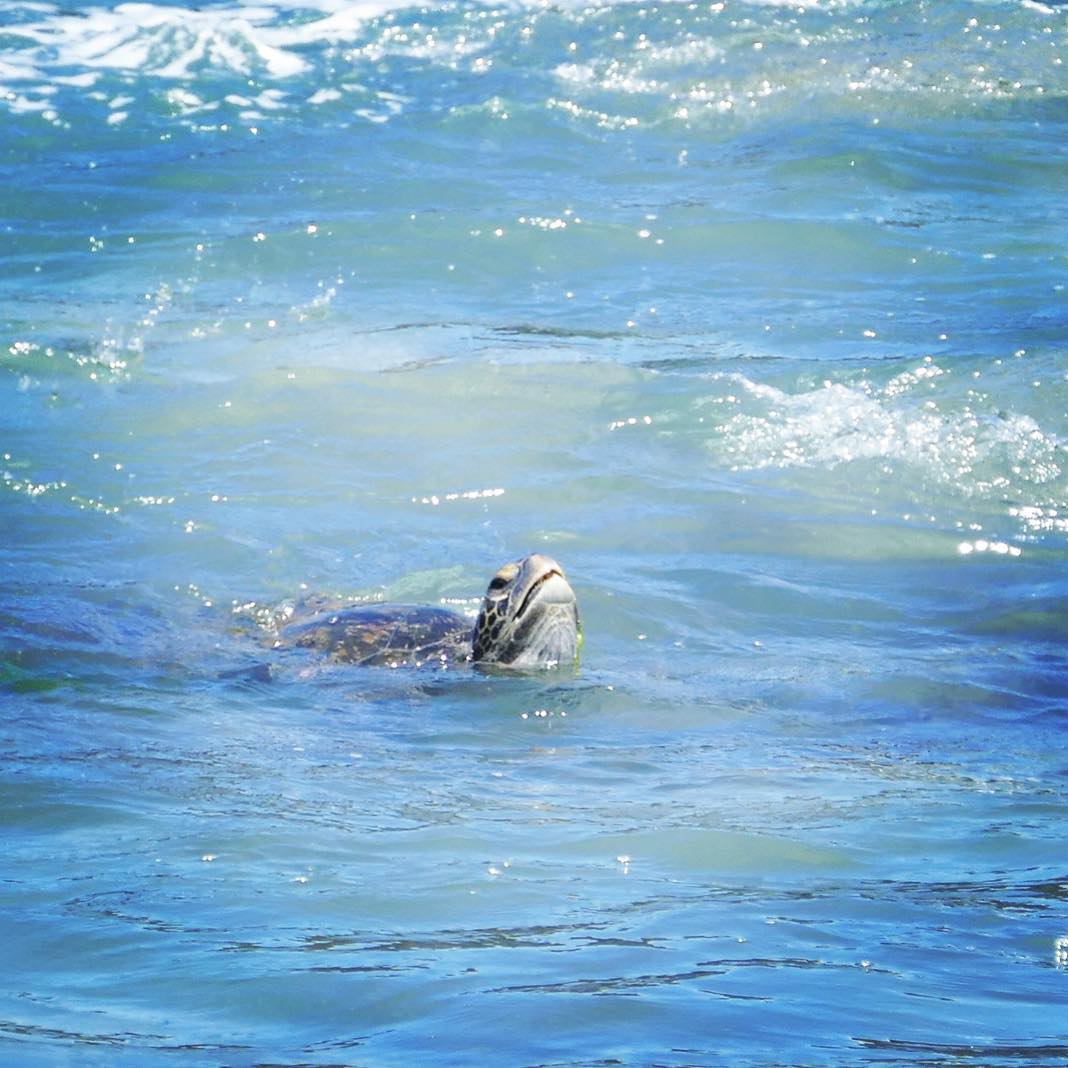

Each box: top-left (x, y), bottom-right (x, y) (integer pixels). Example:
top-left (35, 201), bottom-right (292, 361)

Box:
top-left (2, 0), bottom-right (1068, 1062)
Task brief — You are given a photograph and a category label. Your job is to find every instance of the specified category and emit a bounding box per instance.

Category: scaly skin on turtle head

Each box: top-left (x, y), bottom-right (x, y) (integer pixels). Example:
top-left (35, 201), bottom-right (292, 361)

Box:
top-left (471, 554), bottom-right (581, 669)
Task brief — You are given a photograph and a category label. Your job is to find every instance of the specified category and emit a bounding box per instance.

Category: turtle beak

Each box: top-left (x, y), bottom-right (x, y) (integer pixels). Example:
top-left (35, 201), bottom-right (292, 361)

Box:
top-left (515, 555), bottom-right (574, 617)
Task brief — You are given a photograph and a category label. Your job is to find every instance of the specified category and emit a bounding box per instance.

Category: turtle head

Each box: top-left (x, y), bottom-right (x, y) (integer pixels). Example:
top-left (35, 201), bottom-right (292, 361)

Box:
top-left (472, 554), bottom-right (581, 669)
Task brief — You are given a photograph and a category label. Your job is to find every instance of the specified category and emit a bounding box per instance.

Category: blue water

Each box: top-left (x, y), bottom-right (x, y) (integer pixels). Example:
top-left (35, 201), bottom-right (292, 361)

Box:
top-left (3, 0), bottom-right (1068, 1063)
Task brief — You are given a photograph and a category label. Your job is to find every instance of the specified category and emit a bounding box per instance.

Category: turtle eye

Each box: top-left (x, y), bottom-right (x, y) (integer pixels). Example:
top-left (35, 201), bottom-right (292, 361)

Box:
top-left (487, 563), bottom-right (518, 593)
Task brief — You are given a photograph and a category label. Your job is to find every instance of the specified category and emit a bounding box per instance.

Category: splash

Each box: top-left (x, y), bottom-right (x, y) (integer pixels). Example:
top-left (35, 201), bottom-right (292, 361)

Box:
top-left (701, 360), bottom-right (1065, 529)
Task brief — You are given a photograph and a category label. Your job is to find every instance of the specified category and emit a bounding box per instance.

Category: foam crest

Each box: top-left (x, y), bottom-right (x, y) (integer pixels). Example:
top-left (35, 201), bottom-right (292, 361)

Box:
top-left (10, 2), bottom-right (312, 78)
top-left (704, 364), bottom-right (1063, 510)
top-left (2, 0), bottom-right (408, 85)
top-left (3, 0), bottom-right (1060, 134)
top-left (0, 0), bottom-right (444, 126)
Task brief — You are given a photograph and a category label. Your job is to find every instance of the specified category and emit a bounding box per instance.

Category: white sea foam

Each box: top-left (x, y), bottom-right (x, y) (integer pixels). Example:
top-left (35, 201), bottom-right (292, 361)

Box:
top-left (2, 0), bottom-right (1057, 133)
top-left (0, 0), bottom-right (404, 84)
top-left (5, 3), bottom-right (306, 78)
top-left (0, 0), bottom-right (436, 125)
top-left (704, 367), bottom-right (1064, 504)
top-left (0, 56), bottom-right (38, 81)
top-left (0, 88), bottom-right (54, 113)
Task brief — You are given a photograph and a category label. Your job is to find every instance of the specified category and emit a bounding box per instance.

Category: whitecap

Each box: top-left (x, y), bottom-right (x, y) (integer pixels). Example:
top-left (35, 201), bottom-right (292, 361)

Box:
top-left (6, 2), bottom-right (314, 81)
top-left (703, 367), bottom-right (1063, 505)
top-left (0, 56), bottom-right (39, 81)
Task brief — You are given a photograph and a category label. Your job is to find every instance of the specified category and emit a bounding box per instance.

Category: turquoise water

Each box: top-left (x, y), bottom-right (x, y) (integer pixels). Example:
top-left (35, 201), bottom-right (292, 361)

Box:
top-left (3, 0), bottom-right (1068, 1063)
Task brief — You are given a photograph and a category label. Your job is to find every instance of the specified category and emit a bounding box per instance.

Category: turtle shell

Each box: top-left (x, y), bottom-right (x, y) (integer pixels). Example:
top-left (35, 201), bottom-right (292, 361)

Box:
top-left (278, 604), bottom-right (472, 668)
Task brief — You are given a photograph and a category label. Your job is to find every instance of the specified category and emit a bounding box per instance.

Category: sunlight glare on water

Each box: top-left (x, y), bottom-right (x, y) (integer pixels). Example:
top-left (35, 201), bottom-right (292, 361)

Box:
top-left (2, 0), bottom-right (1068, 1063)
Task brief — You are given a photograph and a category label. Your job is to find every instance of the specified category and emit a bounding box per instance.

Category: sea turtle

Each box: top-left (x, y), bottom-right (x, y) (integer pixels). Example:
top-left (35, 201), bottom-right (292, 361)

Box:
top-left (273, 554), bottom-right (581, 670)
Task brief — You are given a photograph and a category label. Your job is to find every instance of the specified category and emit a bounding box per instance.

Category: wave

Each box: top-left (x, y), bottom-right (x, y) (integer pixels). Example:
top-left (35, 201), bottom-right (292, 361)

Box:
top-left (694, 358), bottom-right (1066, 541)
top-left (6, 2), bottom-right (318, 79)
top-left (708, 367), bottom-right (1059, 477)
top-left (1, 0), bottom-right (1061, 130)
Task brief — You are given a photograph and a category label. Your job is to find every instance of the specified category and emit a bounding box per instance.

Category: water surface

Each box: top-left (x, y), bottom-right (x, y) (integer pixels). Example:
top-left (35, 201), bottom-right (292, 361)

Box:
top-left (2, 0), bottom-right (1067, 1063)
